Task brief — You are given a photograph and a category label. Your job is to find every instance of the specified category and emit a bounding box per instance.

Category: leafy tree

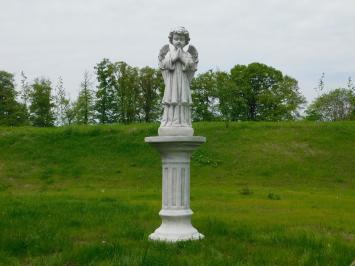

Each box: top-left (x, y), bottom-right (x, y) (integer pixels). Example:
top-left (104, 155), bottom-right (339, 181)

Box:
top-left (261, 75), bottom-right (305, 120)
top-left (0, 70), bottom-right (28, 126)
top-left (347, 77), bottom-right (355, 92)
top-left (229, 63), bottom-right (306, 121)
top-left (90, 60), bottom-right (306, 124)
top-left (94, 58), bottom-right (118, 124)
top-left (215, 71), bottom-right (246, 123)
top-left (54, 76), bottom-right (72, 126)
top-left (314, 72), bottom-right (325, 96)
top-left (190, 70), bottom-right (219, 121)
top-left (138, 67), bottom-right (163, 122)
top-left (94, 59), bottom-right (143, 124)
top-left (65, 102), bottom-right (76, 126)
top-left (74, 71), bottom-right (95, 124)
top-left (306, 88), bottom-right (355, 121)
top-left (20, 71), bottom-right (31, 111)
top-left (113, 62), bottom-right (139, 123)
top-left (29, 78), bottom-right (55, 127)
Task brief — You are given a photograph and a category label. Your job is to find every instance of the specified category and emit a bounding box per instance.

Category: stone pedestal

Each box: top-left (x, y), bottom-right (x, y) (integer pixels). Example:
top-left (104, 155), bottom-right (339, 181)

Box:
top-left (145, 136), bottom-right (206, 242)
top-left (158, 126), bottom-right (194, 137)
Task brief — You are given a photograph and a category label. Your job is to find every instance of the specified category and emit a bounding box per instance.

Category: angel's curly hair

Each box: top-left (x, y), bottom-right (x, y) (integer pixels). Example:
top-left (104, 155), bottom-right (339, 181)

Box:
top-left (168, 26), bottom-right (190, 45)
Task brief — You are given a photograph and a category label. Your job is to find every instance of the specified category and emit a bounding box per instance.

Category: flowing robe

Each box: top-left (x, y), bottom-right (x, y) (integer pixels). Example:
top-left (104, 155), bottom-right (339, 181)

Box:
top-left (159, 45), bottom-right (197, 127)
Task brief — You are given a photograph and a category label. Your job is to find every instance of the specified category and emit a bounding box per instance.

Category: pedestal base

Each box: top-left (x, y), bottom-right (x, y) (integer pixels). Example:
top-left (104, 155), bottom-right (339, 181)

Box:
top-left (149, 209), bottom-right (204, 242)
top-left (145, 136), bottom-right (206, 243)
top-left (158, 126), bottom-right (194, 137)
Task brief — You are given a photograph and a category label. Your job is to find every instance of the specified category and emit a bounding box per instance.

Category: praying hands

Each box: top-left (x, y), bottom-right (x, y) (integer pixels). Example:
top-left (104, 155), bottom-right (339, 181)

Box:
top-left (171, 48), bottom-right (185, 64)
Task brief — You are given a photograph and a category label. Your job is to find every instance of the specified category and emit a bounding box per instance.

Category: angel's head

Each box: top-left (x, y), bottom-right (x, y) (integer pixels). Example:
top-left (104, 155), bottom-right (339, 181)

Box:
top-left (168, 26), bottom-right (190, 49)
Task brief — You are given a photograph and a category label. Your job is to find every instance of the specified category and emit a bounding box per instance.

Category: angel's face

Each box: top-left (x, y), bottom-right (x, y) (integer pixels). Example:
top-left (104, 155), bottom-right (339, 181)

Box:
top-left (172, 33), bottom-right (186, 49)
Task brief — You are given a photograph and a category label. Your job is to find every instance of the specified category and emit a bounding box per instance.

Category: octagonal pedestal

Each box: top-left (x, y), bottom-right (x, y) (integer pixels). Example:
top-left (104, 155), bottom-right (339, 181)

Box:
top-left (145, 136), bottom-right (206, 242)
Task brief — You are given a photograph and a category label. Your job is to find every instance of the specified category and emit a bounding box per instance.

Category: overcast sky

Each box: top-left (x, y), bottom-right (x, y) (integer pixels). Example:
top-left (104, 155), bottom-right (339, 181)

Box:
top-left (1, 0), bottom-right (355, 103)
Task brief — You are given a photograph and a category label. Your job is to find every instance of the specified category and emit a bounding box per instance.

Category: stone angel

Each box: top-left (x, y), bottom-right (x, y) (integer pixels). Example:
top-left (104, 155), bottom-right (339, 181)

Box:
top-left (158, 26), bottom-right (198, 136)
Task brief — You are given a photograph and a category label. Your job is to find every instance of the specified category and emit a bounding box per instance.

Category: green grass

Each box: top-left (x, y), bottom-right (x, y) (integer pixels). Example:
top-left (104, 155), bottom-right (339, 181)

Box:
top-left (0, 121), bottom-right (354, 265)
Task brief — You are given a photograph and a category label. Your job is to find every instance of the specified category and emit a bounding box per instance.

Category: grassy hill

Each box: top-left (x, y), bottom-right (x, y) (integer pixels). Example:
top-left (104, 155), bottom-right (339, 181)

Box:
top-left (0, 121), bottom-right (354, 265)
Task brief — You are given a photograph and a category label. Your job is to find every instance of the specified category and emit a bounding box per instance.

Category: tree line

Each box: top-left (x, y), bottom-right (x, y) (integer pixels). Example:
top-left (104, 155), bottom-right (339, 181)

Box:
top-left (1, 60), bottom-right (354, 127)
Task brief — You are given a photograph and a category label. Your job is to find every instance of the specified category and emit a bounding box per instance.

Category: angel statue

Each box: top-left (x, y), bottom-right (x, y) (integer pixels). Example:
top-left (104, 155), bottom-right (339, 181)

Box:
top-left (158, 26), bottom-right (198, 136)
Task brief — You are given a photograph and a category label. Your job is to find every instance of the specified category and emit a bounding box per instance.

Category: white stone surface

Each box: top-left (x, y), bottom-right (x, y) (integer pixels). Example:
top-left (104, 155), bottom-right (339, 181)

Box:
top-left (144, 27), bottom-right (205, 242)
top-left (158, 26), bottom-right (198, 136)
top-left (158, 126), bottom-right (194, 137)
top-left (145, 136), bottom-right (205, 242)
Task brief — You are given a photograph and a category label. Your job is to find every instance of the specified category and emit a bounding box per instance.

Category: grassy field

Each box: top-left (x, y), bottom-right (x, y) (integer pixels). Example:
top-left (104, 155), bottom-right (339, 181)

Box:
top-left (0, 121), bottom-right (354, 265)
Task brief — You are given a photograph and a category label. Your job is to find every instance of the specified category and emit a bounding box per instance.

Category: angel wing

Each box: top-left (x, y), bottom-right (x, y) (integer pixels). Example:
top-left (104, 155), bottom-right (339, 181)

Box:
top-left (187, 45), bottom-right (199, 64)
top-left (158, 44), bottom-right (170, 62)
top-left (158, 44), bottom-right (170, 84)
top-left (186, 45), bottom-right (198, 82)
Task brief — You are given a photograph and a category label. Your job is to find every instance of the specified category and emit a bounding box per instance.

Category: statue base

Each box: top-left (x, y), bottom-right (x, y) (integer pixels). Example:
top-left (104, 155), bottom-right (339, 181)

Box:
top-left (158, 126), bottom-right (194, 137)
top-left (149, 209), bottom-right (204, 242)
top-left (145, 136), bottom-right (205, 242)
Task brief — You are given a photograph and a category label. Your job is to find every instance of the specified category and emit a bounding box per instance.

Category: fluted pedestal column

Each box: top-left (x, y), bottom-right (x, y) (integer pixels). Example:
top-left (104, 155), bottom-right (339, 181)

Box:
top-left (145, 136), bottom-right (206, 242)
